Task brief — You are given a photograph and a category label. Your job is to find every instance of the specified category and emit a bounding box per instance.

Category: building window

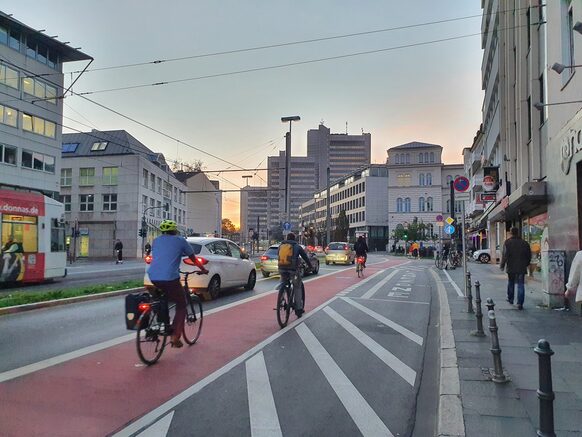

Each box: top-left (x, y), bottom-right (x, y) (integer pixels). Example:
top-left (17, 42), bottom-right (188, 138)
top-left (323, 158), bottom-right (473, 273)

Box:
top-left (419, 153), bottom-right (424, 163)
top-left (142, 195), bottom-right (148, 214)
top-left (91, 141), bottom-right (108, 151)
top-left (427, 197), bottom-right (434, 212)
top-left (427, 224), bottom-right (434, 238)
top-left (397, 198), bottom-right (403, 212)
top-left (149, 198), bottom-right (155, 216)
top-left (419, 197), bottom-right (425, 212)
top-left (60, 194), bottom-right (71, 212)
top-left (404, 198), bottom-right (411, 212)
top-left (424, 152), bottom-right (429, 163)
top-left (430, 152), bottom-right (435, 163)
top-left (0, 63), bottom-right (18, 89)
top-left (22, 113), bottom-right (56, 138)
top-left (60, 168), bottom-right (72, 186)
top-left (8, 29), bottom-right (20, 51)
top-left (62, 142), bottom-right (79, 153)
top-left (103, 194), bottom-right (117, 211)
top-left (397, 173), bottom-right (411, 187)
top-left (419, 174), bottom-right (425, 186)
top-left (150, 173), bottom-right (156, 192)
top-left (426, 173), bottom-right (432, 185)
top-left (22, 76), bottom-right (57, 103)
top-left (157, 177), bottom-right (162, 194)
top-left (79, 168), bottom-right (95, 186)
top-left (143, 169), bottom-right (149, 188)
top-left (0, 143), bottom-right (16, 165)
top-left (156, 200), bottom-right (162, 218)
top-left (395, 154), bottom-right (400, 164)
top-left (102, 167), bottom-right (118, 185)
top-left (405, 153), bottom-right (410, 164)
top-left (0, 104), bottom-right (17, 127)
top-left (79, 194), bottom-right (94, 212)
top-left (21, 150), bottom-right (55, 173)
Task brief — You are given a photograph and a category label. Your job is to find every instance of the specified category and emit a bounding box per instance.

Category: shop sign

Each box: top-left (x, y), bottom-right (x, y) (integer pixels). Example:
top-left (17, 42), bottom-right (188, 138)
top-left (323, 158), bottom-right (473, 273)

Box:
top-left (482, 166), bottom-right (500, 192)
top-left (478, 193), bottom-right (497, 202)
top-left (561, 124), bottom-right (582, 175)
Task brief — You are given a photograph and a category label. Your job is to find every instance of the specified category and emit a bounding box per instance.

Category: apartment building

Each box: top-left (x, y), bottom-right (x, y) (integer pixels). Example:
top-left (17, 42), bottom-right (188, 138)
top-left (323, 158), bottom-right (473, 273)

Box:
top-left (307, 123), bottom-right (371, 190)
top-left (174, 171), bottom-right (221, 236)
top-left (61, 130), bottom-right (188, 258)
top-left (0, 12), bottom-right (91, 197)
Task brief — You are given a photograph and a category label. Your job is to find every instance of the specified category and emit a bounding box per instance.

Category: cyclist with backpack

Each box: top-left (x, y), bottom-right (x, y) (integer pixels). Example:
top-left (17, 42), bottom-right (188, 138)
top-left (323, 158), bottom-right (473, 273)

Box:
top-left (147, 219), bottom-right (208, 348)
top-left (278, 232), bottom-right (313, 317)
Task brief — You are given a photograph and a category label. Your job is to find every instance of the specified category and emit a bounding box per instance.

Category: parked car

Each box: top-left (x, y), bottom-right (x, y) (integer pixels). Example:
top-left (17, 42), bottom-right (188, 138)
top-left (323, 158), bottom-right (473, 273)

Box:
top-left (472, 247), bottom-right (501, 264)
top-left (325, 242), bottom-right (356, 265)
top-left (144, 237), bottom-right (256, 300)
top-left (259, 244), bottom-right (320, 277)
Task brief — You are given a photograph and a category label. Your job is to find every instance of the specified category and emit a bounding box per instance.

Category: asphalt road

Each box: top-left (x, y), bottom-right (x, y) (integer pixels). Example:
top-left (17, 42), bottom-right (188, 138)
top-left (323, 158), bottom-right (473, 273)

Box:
top-left (0, 255), bottom-right (439, 437)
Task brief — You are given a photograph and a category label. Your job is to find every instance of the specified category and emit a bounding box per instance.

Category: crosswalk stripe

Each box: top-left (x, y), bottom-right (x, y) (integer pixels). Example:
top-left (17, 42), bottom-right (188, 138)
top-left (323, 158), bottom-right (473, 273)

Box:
top-left (341, 297), bottom-right (424, 346)
top-left (323, 307), bottom-right (417, 386)
top-left (295, 324), bottom-right (394, 437)
top-left (246, 352), bottom-right (283, 437)
top-left (360, 269), bottom-right (400, 299)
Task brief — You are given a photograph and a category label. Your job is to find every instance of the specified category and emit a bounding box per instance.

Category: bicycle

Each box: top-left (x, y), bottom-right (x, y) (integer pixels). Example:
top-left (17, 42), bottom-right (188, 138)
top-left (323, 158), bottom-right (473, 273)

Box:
top-left (356, 256), bottom-right (366, 278)
top-left (435, 252), bottom-right (446, 270)
top-left (136, 271), bottom-right (204, 365)
top-left (276, 271), bottom-right (305, 328)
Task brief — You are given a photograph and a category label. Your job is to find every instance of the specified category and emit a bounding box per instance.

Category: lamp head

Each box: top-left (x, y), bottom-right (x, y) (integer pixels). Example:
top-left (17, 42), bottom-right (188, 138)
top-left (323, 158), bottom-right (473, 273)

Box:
top-left (534, 102), bottom-right (545, 111)
top-left (574, 21), bottom-right (582, 35)
top-left (551, 62), bottom-right (566, 74)
top-left (281, 116), bottom-right (300, 123)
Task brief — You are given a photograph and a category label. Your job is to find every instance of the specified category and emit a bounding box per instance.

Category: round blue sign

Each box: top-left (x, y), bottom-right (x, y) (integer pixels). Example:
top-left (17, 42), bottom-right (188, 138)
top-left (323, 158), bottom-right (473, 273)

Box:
top-left (444, 224), bottom-right (455, 235)
top-left (283, 222), bottom-right (292, 232)
top-left (453, 176), bottom-right (470, 192)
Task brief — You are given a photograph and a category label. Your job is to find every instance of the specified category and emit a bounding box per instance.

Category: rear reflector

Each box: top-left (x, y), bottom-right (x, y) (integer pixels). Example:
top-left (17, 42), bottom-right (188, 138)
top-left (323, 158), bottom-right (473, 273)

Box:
top-left (144, 255), bottom-right (152, 264)
top-left (138, 302), bottom-right (150, 312)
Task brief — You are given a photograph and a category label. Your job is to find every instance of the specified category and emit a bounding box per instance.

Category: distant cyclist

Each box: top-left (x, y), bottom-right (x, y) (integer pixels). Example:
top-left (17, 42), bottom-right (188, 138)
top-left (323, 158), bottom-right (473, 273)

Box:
top-left (354, 235), bottom-right (369, 267)
top-left (147, 220), bottom-right (208, 348)
top-left (278, 233), bottom-right (313, 317)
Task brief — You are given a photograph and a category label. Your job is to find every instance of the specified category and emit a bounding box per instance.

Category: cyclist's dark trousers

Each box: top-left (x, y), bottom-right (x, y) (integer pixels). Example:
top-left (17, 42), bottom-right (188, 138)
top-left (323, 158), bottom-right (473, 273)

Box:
top-left (152, 279), bottom-right (186, 337)
top-left (279, 270), bottom-right (303, 311)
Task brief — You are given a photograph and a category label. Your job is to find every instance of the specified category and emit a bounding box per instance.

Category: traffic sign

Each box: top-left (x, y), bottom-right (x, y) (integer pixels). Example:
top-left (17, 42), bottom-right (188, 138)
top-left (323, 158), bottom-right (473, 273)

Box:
top-left (436, 214), bottom-right (444, 222)
top-left (444, 224), bottom-right (455, 235)
top-left (453, 176), bottom-right (470, 192)
top-left (445, 217), bottom-right (455, 225)
top-left (282, 222), bottom-right (292, 232)
top-left (437, 221), bottom-right (444, 227)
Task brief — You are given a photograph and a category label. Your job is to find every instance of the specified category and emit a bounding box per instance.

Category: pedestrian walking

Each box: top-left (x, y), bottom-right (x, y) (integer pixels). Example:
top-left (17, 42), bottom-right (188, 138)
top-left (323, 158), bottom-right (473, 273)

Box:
top-left (565, 250), bottom-right (582, 311)
top-left (114, 239), bottom-right (124, 264)
top-left (499, 227), bottom-right (531, 310)
top-left (144, 241), bottom-right (152, 256)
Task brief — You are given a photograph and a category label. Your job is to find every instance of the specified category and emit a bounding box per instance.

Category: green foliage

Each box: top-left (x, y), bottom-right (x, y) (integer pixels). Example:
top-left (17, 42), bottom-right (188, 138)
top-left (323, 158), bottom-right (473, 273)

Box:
top-left (0, 280), bottom-right (143, 308)
top-left (392, 217), bottom-right (430, 243)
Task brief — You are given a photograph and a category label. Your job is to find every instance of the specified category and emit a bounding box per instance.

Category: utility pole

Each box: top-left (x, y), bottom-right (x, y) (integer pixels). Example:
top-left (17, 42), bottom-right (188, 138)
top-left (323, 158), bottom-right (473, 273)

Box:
top-left (326, 166), bottom-right (331, 245)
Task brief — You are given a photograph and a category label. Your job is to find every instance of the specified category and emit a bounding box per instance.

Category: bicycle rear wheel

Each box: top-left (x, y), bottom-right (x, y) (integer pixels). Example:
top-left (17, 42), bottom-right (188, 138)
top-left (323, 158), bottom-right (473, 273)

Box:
top-left (136, 307), bottom-right (168, 365)
top-left (183, 293), bottom-right (203, 345)
top-left (276, 286), bottom-right (291, 328)
top-left (435, 256), bottom-right (445, 270)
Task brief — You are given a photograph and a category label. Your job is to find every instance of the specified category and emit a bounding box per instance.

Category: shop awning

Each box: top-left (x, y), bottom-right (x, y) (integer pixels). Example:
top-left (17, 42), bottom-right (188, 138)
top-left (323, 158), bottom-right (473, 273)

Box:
top-left (488, 181), bottom-right (547, 222)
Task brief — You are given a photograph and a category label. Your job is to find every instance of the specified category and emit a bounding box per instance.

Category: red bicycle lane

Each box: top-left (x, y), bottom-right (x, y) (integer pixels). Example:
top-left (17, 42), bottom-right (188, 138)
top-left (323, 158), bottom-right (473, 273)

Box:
top-left (0, 259), bottom-right (403, 437)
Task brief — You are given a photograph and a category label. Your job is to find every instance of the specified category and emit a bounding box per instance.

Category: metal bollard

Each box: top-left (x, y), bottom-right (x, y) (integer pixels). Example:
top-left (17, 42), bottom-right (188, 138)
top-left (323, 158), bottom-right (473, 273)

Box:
top-left (470, 281), bottom-right (486, 337)
top-left (486, 298), bottom-right (508, 383)
top-left (466, 271), bottom-right (474, 313)
top-left (534, 339), bottom-right (556, 437)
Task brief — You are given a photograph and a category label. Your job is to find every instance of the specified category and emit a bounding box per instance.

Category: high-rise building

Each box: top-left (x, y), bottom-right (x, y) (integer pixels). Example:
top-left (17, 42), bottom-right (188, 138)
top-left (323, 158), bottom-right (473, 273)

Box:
top-left (240, 186), bottom-right (269, 245)
top-left (307, 123), bottom-right (371, 189)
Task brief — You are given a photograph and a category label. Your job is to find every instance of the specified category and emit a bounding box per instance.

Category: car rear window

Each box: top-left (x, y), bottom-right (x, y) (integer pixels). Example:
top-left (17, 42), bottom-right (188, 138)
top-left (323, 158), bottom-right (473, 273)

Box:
top-left (265, 248), bottom-right (278, 256)
top-left (189, 243), bottom-right (202, 254)
top-left (328, 243), bottom-right (346, 250)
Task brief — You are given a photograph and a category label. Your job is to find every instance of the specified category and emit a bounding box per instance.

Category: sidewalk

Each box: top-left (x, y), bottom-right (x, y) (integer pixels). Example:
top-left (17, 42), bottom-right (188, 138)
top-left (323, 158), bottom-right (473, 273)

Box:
top-left (442, 261), bottom-right (582, 436)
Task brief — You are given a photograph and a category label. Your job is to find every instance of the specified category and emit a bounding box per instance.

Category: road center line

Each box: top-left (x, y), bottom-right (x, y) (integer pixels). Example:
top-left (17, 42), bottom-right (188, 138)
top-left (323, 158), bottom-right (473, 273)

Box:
top-left (246, 351), bottom-right (283, 437)
top-left (341, 297), bottom-right (424, 346)
top-left (295, 323), bottom-right (394, 437)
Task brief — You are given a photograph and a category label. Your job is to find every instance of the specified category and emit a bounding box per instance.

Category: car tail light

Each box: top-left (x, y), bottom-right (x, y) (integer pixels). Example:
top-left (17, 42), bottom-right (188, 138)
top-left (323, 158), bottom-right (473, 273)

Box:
top-left (325, 246), bottom-right (329, 252)
top-left (184, 256), bottom-right (209, 266)
top-left (138, 302), bottom-right (150, 312)
top-left (144, 254), bottom-right (152, 264)
top-left (260, 255), bottom-right (269, 261)
top-left (344, 245), bottom-right (349, 251)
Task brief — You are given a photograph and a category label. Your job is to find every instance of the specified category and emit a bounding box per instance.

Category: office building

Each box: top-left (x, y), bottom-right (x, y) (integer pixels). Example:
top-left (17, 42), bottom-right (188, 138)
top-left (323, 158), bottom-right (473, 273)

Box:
top-left (174, 171), bottom-right (221, 236)
top-left (240, 186), bottom-right (269, 244)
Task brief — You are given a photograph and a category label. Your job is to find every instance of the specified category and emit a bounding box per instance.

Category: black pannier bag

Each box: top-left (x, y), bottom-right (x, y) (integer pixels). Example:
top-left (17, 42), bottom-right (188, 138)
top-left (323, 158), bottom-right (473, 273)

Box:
top-left (125, 292), bottom-right (150, 330)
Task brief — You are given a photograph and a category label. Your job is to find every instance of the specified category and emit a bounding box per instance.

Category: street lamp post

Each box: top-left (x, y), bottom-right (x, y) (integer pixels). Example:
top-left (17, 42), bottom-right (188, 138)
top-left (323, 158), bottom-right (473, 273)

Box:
top-left (281, 116), bottom-right (300, 227)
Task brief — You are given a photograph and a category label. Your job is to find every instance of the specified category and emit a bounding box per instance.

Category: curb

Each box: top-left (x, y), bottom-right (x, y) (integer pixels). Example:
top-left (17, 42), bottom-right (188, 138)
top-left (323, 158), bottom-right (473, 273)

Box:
top-left (0, 287), bottom-right (145, 316)
top-left (430, 268), bottom-right (466, 437)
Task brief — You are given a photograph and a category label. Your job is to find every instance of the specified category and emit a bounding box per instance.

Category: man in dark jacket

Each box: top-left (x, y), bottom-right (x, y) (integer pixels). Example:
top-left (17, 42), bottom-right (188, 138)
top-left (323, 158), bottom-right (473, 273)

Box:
top-left (114, 239), bottom-right (123, 264)
top-left (354, 235), bottom-right (369, 267)
top-left (278, 233), bottom-right (313, 317)
top-left (500, 227), bottom-right (532, 310)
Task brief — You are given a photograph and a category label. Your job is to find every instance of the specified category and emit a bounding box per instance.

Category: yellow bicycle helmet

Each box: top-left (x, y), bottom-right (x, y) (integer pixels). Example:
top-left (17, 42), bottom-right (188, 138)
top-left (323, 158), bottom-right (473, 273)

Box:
top-left (159, 219), bottom-right (178, 232)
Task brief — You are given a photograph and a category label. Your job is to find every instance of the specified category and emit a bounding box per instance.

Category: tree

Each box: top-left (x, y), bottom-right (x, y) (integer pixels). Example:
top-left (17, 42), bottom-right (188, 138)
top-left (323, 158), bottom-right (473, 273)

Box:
top-left (334, 210), bottom-right (349, 242)
top-left (221, 218), bottom-right (237, 235)
top-left (393, 217), bottom-right (428, 243)
top-left (171, 159), bottom-right (204, 173)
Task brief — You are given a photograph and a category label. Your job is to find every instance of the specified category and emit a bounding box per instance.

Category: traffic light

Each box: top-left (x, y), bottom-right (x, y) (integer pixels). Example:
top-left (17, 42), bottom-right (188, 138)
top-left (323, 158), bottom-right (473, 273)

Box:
top-left (139, 228), bottom-right (147, 238)
top-left (403, 231), bottom-right (409, 241)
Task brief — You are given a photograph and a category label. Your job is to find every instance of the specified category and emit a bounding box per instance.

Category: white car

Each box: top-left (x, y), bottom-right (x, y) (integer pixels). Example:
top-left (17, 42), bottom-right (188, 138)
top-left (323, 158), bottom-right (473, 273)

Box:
top-left (144, 237), bottom-right (256, 299)
top-left (472, 247), bottom-right (501, 264)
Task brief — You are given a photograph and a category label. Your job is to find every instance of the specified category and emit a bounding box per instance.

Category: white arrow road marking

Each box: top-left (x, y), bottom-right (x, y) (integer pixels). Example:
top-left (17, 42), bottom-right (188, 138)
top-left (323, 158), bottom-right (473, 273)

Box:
top-left (360, 269), bottom-right (400, 300)
top-left (295, 323), bottom-right (394, 437)
top-left (135, 411), bottom-right (174, 437)
top-left (341, 297), bottom-right (424, 346)
top-left (246, 352), bottom-right (282, 437)
top-left (323, 306), bottom-right (417, 386)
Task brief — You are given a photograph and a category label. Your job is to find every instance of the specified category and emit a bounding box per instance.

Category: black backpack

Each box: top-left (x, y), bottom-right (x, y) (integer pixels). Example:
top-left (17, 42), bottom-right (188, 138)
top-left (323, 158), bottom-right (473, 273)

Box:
top-left (125, 292), bottom-right (150, 330)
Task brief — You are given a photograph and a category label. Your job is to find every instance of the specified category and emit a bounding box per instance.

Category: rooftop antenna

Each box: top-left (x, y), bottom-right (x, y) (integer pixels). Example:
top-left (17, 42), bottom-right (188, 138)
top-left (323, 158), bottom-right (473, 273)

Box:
top-left (346, 121), bottom-right (348, 134)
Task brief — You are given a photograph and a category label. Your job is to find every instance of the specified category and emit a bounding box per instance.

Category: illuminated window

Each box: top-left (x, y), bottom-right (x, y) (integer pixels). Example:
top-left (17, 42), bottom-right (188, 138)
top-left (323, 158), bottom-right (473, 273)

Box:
top-left (91, 141), bottom-right (108, 151)
top-left (1, 214), bottom-right (38, 253)
top-left (0, 104), bottom-right (17, 127)
top-left (79, 168), bottom-right (95, 186)
top-left (0, 63), bottom-right (18, 89)
top-left (102, 167), bottom-right (118, 185)
top-left (22, 113), bottom-right (55, 138)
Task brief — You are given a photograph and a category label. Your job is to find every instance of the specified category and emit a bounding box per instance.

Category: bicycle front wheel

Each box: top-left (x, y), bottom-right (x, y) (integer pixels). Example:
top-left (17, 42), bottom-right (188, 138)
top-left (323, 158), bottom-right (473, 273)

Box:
top-left (183, 293), bottom-right (203, 345)
top-left (435, 256), bottom-right (445, 270)
top-left (136, 308), bottom-right (168, 365)
top-left (276, 287), bottom-right (291, 328)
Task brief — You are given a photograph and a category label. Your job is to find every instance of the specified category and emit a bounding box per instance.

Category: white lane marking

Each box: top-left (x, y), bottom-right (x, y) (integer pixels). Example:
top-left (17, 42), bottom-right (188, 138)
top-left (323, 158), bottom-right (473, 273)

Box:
top-left (323, 307), bottom-right (416, 386)
top-left (246, 352), bottom-right (282, 437)
top-left (342, 297), bottom-right (424, 346)
top-left (295, 323), bottom-right (394, 437)
top-left (350, 297), bottom-right (429, 305)
top-left (360, 270), bottom-right (400, 300)
top-left (136, 411), bottom-right (174, 437)
top-left (112, 295), bottom-right (340, 437)
top-left (68, 266), bottom-right (144, 276)
top-left (0, 268), bottom-right (348, 383)
top-left (442, 269), bottom-right (464, 297)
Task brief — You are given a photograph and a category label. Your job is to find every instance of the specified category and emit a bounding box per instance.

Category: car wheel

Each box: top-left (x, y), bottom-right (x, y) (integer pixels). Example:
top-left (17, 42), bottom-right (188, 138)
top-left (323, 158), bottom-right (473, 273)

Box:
top-left (325, 261), bottom-right (329, 265)
top-left (208, 275), bottom-right (221, 299)
top-left (261, 271), bottom-right (270, 278)
top-left (479, 254), bottom-right (491, 264)
top-left (245, 270), bottom-right (256, 290)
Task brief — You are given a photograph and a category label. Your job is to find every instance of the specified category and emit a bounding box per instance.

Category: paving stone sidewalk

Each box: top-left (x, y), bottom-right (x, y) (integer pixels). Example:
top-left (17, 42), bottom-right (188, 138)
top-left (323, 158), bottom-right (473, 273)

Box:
top-left (441, 261), bottom-right (582, 436)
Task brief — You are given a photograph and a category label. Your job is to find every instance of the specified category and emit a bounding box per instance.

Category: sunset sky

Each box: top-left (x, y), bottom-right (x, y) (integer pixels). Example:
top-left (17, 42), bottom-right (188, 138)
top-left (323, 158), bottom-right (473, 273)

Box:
top-left (8, 0), bottom-right (484, 226)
